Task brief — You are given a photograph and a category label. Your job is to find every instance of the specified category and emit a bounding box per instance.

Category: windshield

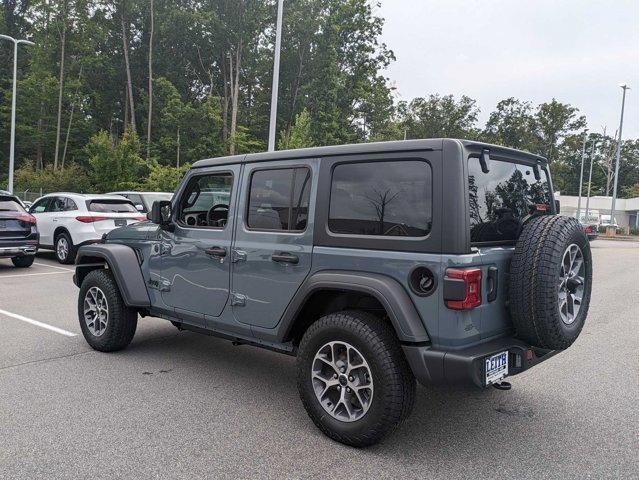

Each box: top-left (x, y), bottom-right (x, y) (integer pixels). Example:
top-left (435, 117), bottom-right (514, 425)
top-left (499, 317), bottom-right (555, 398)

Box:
top-left (468, 158), bottom-right (552, 244)
top-left (88, 200), bottom-right (138, 213)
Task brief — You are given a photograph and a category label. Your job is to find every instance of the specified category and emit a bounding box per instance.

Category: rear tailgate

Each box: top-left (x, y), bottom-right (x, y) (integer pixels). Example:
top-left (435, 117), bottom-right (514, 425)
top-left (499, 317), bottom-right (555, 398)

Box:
top-left (84, 212), bottom-right (147, 236)
top-left (0, 197), bottom-right (34, 240)
top-left (83, 199), bottom-right (146, 236)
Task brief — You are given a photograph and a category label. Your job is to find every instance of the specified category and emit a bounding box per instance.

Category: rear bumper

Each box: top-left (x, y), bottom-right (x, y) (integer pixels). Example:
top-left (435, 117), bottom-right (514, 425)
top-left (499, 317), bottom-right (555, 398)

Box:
top-left (0, 245), bottom-right (38, 258)
top-left (0, 235), bottom-right (39, 258)
top-left (403, 337), bottom-right (559, 388)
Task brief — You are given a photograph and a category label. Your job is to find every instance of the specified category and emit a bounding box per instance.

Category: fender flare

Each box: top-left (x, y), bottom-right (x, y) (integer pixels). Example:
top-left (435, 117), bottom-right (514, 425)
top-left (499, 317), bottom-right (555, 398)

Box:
top-left (279, 270), bottom-right (430, 343)
top-left (74, 244), bottom-right (150, 308)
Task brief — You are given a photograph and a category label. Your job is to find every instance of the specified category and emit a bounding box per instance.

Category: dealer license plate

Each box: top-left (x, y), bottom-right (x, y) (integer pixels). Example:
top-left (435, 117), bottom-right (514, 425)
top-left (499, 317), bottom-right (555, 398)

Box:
top-left (485, 351), bottom-right (508, 385)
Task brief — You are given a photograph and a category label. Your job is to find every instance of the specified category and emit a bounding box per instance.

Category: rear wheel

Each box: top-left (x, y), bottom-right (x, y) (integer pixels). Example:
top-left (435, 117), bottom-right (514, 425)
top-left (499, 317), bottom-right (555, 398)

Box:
top-left (11, 256), bottom-right (35, 268)
top-left (55, 232), bottom-right (76, 264)
top-left (297, 310), bottom-right (415, 447)
top-left (78, 269), bottom-right (137, 352)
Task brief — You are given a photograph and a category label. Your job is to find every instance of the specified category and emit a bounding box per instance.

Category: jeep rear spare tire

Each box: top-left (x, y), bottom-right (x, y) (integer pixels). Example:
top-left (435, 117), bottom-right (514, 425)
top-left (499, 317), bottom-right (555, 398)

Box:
top-left (509, 215), bottom-right (592, 350)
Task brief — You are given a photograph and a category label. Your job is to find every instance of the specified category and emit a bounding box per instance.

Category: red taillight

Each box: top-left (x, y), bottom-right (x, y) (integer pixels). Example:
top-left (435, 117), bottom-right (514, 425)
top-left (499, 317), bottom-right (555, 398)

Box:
top-left (16, 213), bottom-right (37, 225)
top-left (584, 225), bottom-right (593, 233)
top-left (445, 268), bottom-right (482, 310)
top-left (133, 216), bottom-right (146, 222)
top-left (75, 216), bottom-right (109, 223)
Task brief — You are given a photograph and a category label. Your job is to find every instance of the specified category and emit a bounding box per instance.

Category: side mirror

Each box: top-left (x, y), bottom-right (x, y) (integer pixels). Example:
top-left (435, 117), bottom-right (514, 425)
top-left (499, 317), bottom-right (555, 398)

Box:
top-left (149, 200), bottom-right (172, 226)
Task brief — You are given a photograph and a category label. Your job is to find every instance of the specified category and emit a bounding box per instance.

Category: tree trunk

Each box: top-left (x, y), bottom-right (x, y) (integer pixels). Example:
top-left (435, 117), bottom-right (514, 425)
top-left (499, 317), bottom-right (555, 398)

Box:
top-left (228, 40), bottom-right (242, 155)
top-left (53, 0), bottom-right (68, 170)
top-left (121, 3), bottom-right (136, 134)
top-left (220, 53), bottom-right (229, 145)
top-left (61, 65), bottom-right (83, 169)
top-left (36, 103), bottom-right (44, 170)
top-left (146, 0), bottom-right (154, 161)
top-left (176, 125), bottom-right (180, 168)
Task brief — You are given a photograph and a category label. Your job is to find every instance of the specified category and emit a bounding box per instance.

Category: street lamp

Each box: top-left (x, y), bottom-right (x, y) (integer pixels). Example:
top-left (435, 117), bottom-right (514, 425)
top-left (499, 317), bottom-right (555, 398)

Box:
top-left (576, 131), bottom-right (588, 221)
top-left (609, 84), bottom-right (630, 225)
top-left (0, 34), bottom-right (35, 193)
top-left (267, 0), bottom-right (284, 152)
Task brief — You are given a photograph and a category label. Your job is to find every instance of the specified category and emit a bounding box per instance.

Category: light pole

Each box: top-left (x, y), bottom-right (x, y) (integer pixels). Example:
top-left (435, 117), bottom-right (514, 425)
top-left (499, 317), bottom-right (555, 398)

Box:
top-left (0, 34), bottom-right (35, 193)
top-left (609, 84), bottom-right (630, 225)
top-left (267, 0), bottom-right (284, 152)
top-left (576, 131), bottom-right (588, 221)
top-left (584, 137), bottom-right (597, 222)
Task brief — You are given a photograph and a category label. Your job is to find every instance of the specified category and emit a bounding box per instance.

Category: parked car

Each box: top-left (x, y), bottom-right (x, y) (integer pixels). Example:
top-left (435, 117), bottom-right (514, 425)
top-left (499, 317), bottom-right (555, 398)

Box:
top-left (582, 223), bottom-right (599, 241)
top-left (30, 193), bottom-right (146, 264)
top-left (0, 190), bottom-right (38, 268)
top-left (74, 139), bottom-right (592, 447)
top-left (107, 191), bottom-right (173, 214)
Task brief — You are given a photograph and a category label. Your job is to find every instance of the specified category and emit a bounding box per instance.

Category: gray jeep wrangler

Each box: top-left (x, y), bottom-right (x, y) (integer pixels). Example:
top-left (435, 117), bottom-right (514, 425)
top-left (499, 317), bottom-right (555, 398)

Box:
top-left (74, 139), bottom-right (592, 447)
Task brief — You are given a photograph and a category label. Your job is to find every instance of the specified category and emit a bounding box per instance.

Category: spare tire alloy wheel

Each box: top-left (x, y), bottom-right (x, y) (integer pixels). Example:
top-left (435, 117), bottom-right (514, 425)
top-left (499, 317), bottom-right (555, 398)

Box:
top-left (83, 286), bottom-right (109, 336)
top-left (312, 341), bottom-right (373, 422)
top-left (509, 215), bottom-right (592, 350)
top-left (559, 244), bottom-right (585, 325)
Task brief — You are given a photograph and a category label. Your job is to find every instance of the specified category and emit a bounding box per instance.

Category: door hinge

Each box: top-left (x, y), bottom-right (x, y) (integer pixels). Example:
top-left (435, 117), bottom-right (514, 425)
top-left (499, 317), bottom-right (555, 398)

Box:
top-left (231, 249), bottom-right (247, 263)
top-left (230, 292), bottom-right (246, 307)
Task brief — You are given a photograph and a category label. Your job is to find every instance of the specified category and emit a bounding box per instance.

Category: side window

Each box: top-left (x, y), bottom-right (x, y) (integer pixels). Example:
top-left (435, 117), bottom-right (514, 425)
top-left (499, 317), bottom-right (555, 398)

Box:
top-left (65, 198), bottom-right (78, 211)
top-left (177, 172), bottom-right (233, 228)
top-left (247, 167), bottom-right (311, 232)
top-left (328, 160), bottom-right (432, 237)
top-left (30, 198), bottom-right (50, 214)
top-left (49, 197), bottom-right (67, 213)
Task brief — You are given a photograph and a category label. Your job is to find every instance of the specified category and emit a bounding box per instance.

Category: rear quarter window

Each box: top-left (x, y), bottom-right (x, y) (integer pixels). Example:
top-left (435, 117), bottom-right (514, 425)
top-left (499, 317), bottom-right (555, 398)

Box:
top-left (328, 160), bottom-right (432, 237)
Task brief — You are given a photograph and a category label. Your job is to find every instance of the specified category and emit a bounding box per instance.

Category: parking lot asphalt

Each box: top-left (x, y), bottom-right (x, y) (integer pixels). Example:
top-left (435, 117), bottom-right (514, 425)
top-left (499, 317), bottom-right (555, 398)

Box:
top-left (1, 241), bottom-right (638, 479)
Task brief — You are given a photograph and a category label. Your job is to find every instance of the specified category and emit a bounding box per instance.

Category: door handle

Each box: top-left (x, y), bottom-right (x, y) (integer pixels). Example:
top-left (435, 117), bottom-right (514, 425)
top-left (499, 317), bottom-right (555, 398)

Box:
top-left (271, 252), bottom-right (299, 265)
top-left (205, 246), bottom-right (227, 258)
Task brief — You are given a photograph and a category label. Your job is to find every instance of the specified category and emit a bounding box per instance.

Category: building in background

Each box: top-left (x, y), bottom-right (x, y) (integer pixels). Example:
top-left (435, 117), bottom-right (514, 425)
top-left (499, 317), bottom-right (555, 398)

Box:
top-left (558, 194), bottom-right (639, 229)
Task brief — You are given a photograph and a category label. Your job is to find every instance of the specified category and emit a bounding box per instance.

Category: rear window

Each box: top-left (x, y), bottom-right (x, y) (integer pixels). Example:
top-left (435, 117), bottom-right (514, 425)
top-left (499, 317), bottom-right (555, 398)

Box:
top-left (0, 197), bottom-right (24, 213)
top-left (328, 160), bottom-right (432, 237)
top-left (468, 158), bottom-right (552, 244)
top-left (87, 200), bottom-right (138, 213)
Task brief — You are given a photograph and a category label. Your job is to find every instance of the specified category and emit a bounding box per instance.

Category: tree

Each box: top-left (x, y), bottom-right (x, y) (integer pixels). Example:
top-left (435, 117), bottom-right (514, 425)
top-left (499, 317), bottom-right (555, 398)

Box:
top-left (146, 0), bottom-right (154, 160)
top-left (483, 98), bottom-right (538, 152)
top-left (278, 108), bottom-right (313, 149)
top-left (400, 94), bottom-right (479, 140)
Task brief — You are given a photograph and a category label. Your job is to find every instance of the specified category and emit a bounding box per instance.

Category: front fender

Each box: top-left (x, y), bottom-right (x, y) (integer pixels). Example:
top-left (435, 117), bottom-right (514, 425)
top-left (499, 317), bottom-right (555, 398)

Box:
top-left (75, 244), bottom-right (150, 308)
top-left (280, 270), bottom-right (430, 343)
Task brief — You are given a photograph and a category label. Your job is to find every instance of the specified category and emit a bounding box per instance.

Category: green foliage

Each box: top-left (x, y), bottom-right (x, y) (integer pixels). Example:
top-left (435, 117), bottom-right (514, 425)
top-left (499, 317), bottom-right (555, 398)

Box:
top-left (85, 127), bottom-right (148, 191)
top-left (278, 108), bottom-right (314, 150)
top-left (144, 163), bottom-right (190, 192)
top-left (14, 160), bottom-right (90, 193)
top-left (400, 95), bottom-right (480, 140)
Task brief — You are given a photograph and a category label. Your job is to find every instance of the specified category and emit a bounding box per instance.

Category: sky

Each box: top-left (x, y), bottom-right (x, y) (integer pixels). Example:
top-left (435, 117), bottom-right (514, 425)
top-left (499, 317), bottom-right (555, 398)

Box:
top-left (377, 0), bottom-right (639, 138)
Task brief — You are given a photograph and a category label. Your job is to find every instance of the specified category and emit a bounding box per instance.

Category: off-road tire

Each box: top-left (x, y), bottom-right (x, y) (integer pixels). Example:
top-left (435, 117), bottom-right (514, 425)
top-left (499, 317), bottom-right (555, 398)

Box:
top-left (11, 256), bottom-right (35, 268)
top-left (78, 269), bottom-right (138, 352)
top-left (55, 232), bottom-right (77, 264)
top-left (509, 215), bottom-right (592, 350)
top-left (297, 310), bottom-right (416, 447)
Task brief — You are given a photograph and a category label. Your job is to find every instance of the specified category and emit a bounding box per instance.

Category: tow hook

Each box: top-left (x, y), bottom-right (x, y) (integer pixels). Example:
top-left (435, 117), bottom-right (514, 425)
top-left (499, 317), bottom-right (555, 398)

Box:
top-left (492, 381), bottom-right (512, 390)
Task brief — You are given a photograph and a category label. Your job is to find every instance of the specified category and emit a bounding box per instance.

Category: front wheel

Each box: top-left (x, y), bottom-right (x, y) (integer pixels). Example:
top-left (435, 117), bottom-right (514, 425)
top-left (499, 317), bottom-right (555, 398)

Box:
top-left (297, 311), bottom-right (415, 447)
top-left (78, 269), bottom-right (138, 352)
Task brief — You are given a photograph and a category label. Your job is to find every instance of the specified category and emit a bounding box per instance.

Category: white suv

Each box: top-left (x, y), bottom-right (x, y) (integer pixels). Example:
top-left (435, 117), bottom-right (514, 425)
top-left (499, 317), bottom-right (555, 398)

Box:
top-left (29, 193), bottom-right (146, 264)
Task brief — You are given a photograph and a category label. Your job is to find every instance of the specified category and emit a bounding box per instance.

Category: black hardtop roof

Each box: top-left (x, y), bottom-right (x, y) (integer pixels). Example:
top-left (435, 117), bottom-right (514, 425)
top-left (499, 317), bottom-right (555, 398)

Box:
top-left (191, 138), bottom-right (547, 169)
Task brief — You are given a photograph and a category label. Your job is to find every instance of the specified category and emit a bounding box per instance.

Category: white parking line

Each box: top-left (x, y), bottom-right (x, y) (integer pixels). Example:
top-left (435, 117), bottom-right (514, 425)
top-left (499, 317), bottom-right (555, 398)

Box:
top-left (34, 262), bottom-right (75, 272)
top-left (0, 308), bottom-right (77, 337)
top-left (0, 271), bottom-right (71, 279)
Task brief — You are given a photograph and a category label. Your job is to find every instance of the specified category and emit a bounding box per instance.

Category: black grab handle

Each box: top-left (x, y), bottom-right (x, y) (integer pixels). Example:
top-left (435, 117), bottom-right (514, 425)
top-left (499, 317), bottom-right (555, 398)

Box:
top-left (271, 252), bottom-right (299, 265)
